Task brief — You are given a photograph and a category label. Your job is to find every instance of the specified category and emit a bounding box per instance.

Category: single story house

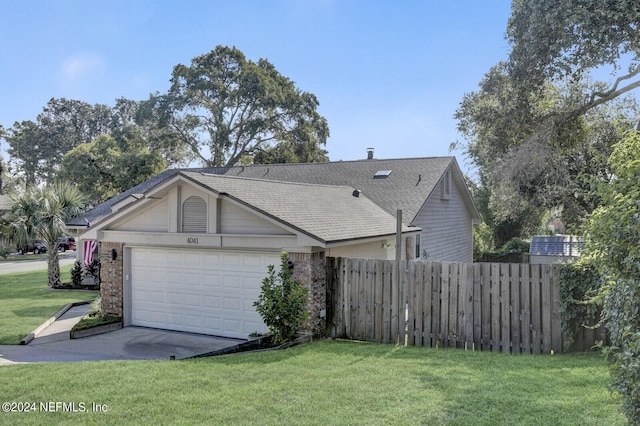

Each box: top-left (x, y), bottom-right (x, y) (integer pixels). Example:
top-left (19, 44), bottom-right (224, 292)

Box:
top-left (68, 156), bottom-right (480, 339)
top-left (529, 235), bottom-right (583, 264)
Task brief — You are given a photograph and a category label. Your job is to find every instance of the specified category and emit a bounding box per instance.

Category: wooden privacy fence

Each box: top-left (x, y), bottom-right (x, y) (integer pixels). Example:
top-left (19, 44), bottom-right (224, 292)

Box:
top-left (326, 258), bottom-right (603, 354)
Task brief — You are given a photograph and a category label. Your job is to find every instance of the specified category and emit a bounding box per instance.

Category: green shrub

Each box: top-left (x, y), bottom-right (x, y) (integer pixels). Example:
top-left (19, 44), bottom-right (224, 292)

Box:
top-left (501, 237), bottom-right (530, 253)
top-left (85, 259), bottom-right (101, 287)
top-left (0, 247), bottom-right (12, 259)
top-left (473, 223), bottom-right (494, 262)
top-left (70, 261), bottom-right (83, 287)
top-left (557, 259), bottom-right (603, 350)
top-left (253, 252), bottom-right (308, 345)
top-left (87, 297), bottom-right (102, 317)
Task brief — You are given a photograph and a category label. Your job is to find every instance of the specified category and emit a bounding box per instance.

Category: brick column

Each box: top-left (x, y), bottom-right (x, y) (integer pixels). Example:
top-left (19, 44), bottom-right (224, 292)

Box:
top-left (100, 242), bottom-right (124, 317)
top-left (289, 251), bottom-right (326, 337)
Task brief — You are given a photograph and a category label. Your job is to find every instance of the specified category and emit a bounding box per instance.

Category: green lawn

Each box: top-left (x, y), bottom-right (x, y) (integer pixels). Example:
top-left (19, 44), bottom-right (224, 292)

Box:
top-left (0, 269), bottom-right (624, 425)
top-left (0, 266), bottom-right (97, 344)
top-left (0, 341), bottom-right (623, 425)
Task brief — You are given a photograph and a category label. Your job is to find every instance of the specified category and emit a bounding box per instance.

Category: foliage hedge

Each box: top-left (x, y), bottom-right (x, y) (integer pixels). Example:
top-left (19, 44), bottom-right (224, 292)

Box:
top-left (475, 236), bottom-right (530, 263)
top-left (557, 259), bottom-right (603, 351)
top-left (585, 131), bottom-right (640, 423)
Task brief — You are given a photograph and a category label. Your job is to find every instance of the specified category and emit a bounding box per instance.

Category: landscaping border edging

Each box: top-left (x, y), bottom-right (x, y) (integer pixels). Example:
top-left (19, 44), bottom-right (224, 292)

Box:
top-left (70, 321), bottom-right (123, 339)
top-left (20, 300), bottom-right (91, 345)
top-left (187, 333), bottom-right (313, 359)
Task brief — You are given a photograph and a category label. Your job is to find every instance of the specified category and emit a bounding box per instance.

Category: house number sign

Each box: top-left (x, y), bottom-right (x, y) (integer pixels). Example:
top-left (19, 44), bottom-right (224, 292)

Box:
top-left (187, 237), bottom-right (199, 244)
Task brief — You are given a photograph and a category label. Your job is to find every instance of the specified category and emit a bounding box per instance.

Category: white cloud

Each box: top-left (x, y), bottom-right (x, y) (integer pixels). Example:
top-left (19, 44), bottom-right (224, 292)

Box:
top-left (59, 53), bottom-right (105, 85)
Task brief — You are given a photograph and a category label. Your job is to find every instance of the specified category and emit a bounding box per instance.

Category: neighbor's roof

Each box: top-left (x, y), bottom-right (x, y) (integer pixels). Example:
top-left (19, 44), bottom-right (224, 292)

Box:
top-left (69, 156), bottom-right (480, 228)
top-left (529, 236), bottom-right (583, 257)
top-left (179, 172), bottom-right (418, 244)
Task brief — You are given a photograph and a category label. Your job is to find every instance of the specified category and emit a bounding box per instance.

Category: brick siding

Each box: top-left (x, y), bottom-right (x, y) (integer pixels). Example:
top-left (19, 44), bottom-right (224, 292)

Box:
top-left (99, 242), bottom-right (124, 317)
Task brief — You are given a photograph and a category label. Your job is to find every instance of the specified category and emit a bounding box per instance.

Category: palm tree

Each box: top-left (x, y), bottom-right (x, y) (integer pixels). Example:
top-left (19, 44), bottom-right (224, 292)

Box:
top-left (8, 183), bottom-right (85, 287)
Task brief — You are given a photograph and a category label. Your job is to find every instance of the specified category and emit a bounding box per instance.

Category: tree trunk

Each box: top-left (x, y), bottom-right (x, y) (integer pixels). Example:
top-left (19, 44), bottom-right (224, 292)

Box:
top-left (48, 248), bottom-right (61, 288)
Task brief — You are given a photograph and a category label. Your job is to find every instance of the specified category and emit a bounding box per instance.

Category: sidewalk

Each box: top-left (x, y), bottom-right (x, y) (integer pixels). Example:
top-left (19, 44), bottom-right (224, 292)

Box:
top-left (29, 304), bottom-right (89, 345)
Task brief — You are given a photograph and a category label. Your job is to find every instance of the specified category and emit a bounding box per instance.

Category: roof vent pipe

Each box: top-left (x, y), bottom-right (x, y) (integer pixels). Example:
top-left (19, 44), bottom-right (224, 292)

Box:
top-left (366, 147), bottom-right (374, 160)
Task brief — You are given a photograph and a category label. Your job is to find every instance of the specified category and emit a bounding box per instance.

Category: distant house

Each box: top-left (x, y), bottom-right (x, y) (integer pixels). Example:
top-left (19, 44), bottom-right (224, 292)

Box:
top-left (67, 156), bottom-right (481, 339)
top-left (529, 236), bottom-right (583, 264)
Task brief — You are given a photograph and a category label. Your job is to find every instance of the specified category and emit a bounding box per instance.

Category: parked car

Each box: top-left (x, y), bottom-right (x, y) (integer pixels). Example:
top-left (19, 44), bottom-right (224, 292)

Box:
top-left (17, 241), bottom-right (48, 255)
top-left (56, 236), bottom-right (76, 252)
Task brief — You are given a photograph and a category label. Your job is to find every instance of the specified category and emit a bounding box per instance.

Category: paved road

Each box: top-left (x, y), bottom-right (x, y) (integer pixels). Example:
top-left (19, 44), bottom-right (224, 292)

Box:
top-left (0, 252), bottom-right (77, 274)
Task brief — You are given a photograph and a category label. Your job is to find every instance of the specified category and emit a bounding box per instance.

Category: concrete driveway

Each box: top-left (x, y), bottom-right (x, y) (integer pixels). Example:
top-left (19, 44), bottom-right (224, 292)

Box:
top-left (0, 304), bottom-right (243, 365)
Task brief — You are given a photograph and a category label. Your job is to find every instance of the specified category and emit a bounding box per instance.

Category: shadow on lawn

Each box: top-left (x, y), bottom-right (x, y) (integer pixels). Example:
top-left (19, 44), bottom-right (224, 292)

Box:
top-left (11, 306), bottom-right (63, 318)
top-left (307, 340), bottom-right (619, 424)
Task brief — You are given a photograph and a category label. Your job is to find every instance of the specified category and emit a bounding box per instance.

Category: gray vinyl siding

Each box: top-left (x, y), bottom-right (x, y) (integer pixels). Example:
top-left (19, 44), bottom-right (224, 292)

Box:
top-left (412, 178), bottom-right (473, 263)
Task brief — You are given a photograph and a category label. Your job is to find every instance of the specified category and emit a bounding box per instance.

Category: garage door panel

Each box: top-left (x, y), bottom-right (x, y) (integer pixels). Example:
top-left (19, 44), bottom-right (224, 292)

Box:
top-left (183, 252), bottom-right (201, 266)
top-left (183, 272), bottom-right (201, 286)
top-left (168, 312), bottom-right (183, 325)
top-left (202, 273), bottom-right (222, 288)
top-left (223, 296), bottom-right (242, 310)
top-left (148, 290), bottom-right (165, 303)
top-left (131, 248), bottom-right (278, 339)
top-left (221, 253), bottom-right (241, 267)
top-left (222, 275), bottom-right (241, 289)
top-left (165, 291), bottom-right (183, 305)
top-left (203, 295), bottom-right (220, 308)
top-left (149, 310), bottom-right (167, 324)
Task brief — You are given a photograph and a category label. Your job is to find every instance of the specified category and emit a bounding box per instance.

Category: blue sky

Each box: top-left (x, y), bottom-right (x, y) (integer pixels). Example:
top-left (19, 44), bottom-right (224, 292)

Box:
top-left (0, 0), bottom-right (512, 176)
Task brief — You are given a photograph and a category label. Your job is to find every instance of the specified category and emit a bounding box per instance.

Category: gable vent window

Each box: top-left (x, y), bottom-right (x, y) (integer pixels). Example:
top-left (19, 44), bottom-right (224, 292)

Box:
top-left (441, 169), bottom-right (451, 200)
top-left (182, 196), bottom-right (207, 233)
top-left (374, 170), bottom-right (392, 179)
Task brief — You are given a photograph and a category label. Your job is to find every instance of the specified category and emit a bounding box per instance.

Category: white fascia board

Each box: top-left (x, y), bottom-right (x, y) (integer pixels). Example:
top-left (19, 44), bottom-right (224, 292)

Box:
top-left (324, 229), bottom-right (421, 249)
top-left (146, 174), bottom-right (221, 201)
top-left (111, 194), bottom-right (144, 212)
top-left (100, 230), bottom-right (299, 251)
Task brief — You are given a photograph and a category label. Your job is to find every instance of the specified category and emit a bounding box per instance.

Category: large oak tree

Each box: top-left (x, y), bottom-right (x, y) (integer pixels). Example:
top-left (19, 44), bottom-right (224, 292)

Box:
top-left (140, 45), bottom-right (329, 167)
top-left (455, 1), bottom-right (640, 244)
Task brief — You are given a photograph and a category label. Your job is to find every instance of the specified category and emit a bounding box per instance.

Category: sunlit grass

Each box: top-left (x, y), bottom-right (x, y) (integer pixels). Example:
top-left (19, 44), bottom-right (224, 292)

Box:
top-left (0, 340), bottom-right (623, 425)
top-left (0, 266), bottom-right (97, 344)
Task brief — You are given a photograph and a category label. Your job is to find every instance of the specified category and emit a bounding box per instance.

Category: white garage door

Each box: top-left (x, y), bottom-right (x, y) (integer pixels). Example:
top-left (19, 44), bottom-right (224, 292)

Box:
top-left (131, 247), bottom-right (280, 339)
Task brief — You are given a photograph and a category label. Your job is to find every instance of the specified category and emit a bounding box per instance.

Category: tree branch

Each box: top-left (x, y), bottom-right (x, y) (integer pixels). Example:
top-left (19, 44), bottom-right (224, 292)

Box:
top-left (589, 65), bottom-right (640, 104)
top-left (169, 118), bottom-right (208, 166)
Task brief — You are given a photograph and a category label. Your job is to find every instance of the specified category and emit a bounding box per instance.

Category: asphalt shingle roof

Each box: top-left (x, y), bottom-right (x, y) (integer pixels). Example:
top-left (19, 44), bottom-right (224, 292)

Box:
top-left (69, 157), bottom-right (468, 232)
top-left (181, 172), bottom-right (416, 243)
top-left (201, 156), bottom-right (455, 223)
